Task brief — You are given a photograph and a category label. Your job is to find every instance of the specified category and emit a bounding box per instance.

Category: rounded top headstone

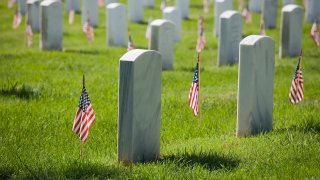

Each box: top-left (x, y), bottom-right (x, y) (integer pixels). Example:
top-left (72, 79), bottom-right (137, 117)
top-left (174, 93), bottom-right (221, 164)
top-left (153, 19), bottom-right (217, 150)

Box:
top-left (150, 19), bottom-right (174, 27)
top-left (220, 10), bottom-right (240, 18)
top-left (107, 2), bottom-right (122, 9)
top-left (240, 35), bottom-right (274, 46)
top-left (40, 0), bottom-right (60, 6)
top-left (120, 49), bottom-right (161, 62)
top-left (27, 0), bottom-right (40, 4)
top-left (282, 4), bottom-right (303, 12)
top-left (163, 6), bottom-right (179, 13)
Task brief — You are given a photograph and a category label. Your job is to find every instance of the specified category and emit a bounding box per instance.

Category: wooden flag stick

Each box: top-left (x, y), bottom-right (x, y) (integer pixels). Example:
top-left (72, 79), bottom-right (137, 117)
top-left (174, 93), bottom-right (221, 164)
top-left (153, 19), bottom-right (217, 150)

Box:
top-left (198, 52), bottom-right (201, 127)
top-left (80, 74), bottom-right (85, 156)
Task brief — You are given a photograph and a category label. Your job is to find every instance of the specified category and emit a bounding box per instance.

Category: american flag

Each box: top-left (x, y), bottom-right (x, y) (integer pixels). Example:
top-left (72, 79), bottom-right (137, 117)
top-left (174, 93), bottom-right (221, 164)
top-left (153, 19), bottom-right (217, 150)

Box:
top-left (26, 25), bottom-right (33, 47)
top-left (145, 17), bottom-right (152, 40)
top-left (127, 35), bottom-right (135, 51)
top-left (289, 52), bottom-right (304, 104)
top-left (72, 86), bottom-right (96, 142)
top-left (304, 0), bottom-right (308, 8)
top-left (97, 0), bottom-right (104, 7)
top-left (160, 0), bottom-right (166, 11)
top-left (311, 20), bottom-right (320, 47)
top-left (196, 16), bottom-right (206, 53)
top-left (68, 9), bottom-right (75, 25)
top-left (238, 0), bottom-right (244, 11)
top-left (13, 10), bottom-right (21, 29)
top-left (260, 22), bottom-right (266, 36)
top-left (203, 0), bottom-right (209, 13)
top-left (242, 5), bottom-right (252, 24)
top-left (8, 0), bottom-right (16, 8)
top-left (83, 20), bottom-right (94, 42)
top-left (189, 62), bottom-right (199, 116)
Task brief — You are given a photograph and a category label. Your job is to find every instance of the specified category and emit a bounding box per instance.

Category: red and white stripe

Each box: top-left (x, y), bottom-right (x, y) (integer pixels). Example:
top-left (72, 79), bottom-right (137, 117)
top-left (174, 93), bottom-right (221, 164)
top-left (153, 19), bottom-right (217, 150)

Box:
top-left (311, 21), bottom-right (320, 47)
top-left (189, 82), bottom-right (199, 116)
top-left (8, 0), bottom-right (16, 8)
top-left (83, 21), bottom-right (94, 42)
top-left (97, 0), bottom-right (104, 7)
top-left (69, 10), bottom-right (75, 25)
top-left (13, 11), bottom-right (21, 29)
top-left (72, 104), bottom-right (96, 142)
top-left (26, 25), bottom-right (33, 47)
top-left (242, 7), bottom-right (252, 24)
top-left (289, 70), bottom-right (304, 104)
top-left (203, 0), bottom-right (209, 13)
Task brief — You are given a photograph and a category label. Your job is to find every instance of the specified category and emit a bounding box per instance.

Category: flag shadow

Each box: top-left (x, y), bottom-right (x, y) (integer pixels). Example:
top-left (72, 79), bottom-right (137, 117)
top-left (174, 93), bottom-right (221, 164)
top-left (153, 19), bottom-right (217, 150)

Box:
top-left (156, 151), bottom-right (239, 171)
top-left (0, 82), bottom-right (40, 99)
top-left (64, 163), bottom-right (121, 179)
top-left (64, 49), bottom-right (100, 55)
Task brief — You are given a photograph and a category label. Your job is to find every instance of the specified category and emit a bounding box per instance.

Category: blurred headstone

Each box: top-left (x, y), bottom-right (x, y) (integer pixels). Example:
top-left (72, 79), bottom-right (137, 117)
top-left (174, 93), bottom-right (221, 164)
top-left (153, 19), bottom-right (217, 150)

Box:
top-left (175, 0), bottom-right (189, 19)
top-left (214, 0), bottom-right (233, 37)
top-left (106, 3), bottom-right (127, 46)
top-left (163, 7), bottom-right (181, 42)
top-left (27, 0), bottom-right (40, 32)
top-left (128, 0), bottom-right (144, 22)
top-left (66, 0), bottom-right (80, 13)
top-left (306, 0), bottom-right (320, 23)
top-left (262, 0), bottom-right (278, 29)
top-left (82, 0), bottom-right (99, 27)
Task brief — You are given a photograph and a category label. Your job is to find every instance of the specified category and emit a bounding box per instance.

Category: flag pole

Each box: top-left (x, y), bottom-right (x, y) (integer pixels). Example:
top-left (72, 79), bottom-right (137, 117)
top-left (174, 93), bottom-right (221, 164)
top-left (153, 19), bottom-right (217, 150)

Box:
top-left (80, 74), bottom-right (85, 156)
top-left (198, 52), bottom-right (201, 127)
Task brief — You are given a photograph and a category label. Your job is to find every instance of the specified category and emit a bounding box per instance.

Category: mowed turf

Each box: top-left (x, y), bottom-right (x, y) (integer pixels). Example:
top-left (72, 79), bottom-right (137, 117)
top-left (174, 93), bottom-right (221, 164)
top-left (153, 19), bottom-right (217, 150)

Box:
top-left (0, 0), bottom-right (320, 178)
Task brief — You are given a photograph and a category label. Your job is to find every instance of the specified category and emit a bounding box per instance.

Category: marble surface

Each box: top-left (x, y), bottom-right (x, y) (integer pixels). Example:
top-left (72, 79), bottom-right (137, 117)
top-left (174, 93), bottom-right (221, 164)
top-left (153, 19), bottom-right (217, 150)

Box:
top-left (163, 7), bottom-right (181, 42)
top-left (218, 10), bottom-right (242, 66)
top-left (128, 0), bottom-right (144, 22)
top-left (118, 49), bottom-right (162, 163)
top-left (280, 5), bottom-right (303, 58)
top-left (66, 0), bottom-right (80, 13)
top-left (144, 0), bottom-right (154, 8)
top-left (214, 0), bottom-right (233, 37)
top-left (282, 0), bottom-right (294, 6)
top-left (40, 0), bottom-right (63, 51)
top-left (82, 0), bottom-right (98, 27)
top-left (237, 35), bottom-right (275, 137)
top-left (106, 3), bottom-right (127, 47)
top-left (105, 0), bottom-right (118, 5)
top-left (18, 0), bottom-right (27, 15)
top-left (175, 0), bottom-right (189, 19)
top-left (149, 19), bottom-right (175, 70)
top-left (306, 0), bottom-right (320, 23)
top-left (249, 0), bottom-right (262, 13)
top-left (27, 0), bottom-right (40, 32)
top-left (262, 0), bottom-right (278, 29)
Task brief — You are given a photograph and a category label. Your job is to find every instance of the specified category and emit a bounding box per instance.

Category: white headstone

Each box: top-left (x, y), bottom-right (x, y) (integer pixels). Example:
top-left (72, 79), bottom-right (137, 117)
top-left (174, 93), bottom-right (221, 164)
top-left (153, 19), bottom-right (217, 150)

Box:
top-left (118, 49), bottom-right (162, 163)
top-left (163, 7), bottom-right (181, 42)
top-left (306, 0), bottom-right (320, 23)
top-left (218, 11), bottom-right (242, 66)
top-left (262, 0), bottom-right (278, 28)
top-left (107, 3), bottom-right (127, 47)
top-left (27, 0), bottom-right (40, 32)
top-left (66, 0), bottom-right (80, 13)
top-left (280, 5), bottom-right (303, 58)
top-left (149, 19), bottom-right (175, 70)
top-left (40, 0), bottom-right (63, 51)
top-left (18, 0), bottom-right (27, 15)
top-left (237, 35), bottom-right (275, 137)
top-left (214, 0), bottom-right (233, 37)
top-left (144, 0), bottom-right (154, 8)
top-left (283, 0), bottom-right (294, 6)
top-left (175, 0), bottom-right (189, 19)
top-left (105, 0), bottom-right (118, 5)
top-left (249, 0), bottom-right (262, 12)
top-left (82, 0), bottom-right (99, 27)
top-left (128, 0), bottom-right (144, 22)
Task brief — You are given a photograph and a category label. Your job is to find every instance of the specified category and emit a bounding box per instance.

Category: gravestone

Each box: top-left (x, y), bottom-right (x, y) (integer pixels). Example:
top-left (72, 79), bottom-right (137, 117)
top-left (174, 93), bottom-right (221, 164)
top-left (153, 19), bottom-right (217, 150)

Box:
top-left (118, 49), bottom-right (162, 163)
top-left (262, 0), bottom-right (278, 29)
top-left (249, 0), bottom-right (262, 12)
top-left (149, 19), bottom-right (175, 70)
top-left (144, 0), bottom-right (154, 8)
top-left (27, 0), bottom-right (40, 32)
top-left (306, 0), bottom-right (320, 23)
top-left (82, 0), bottom-right (98, 27)
top-left (175, 0), bottom-right (189, 19)
top-left (106, 3), bottom-right (127, 46)
top-left (163, 7), bottom-right (181, 42)
top-left (280, 5), bottom-right (303, 57)
top-left (218, 10), bottom-right (242, 66)
top-left (214, 0), bottom-right (233, 37)
top-left (237, 35), bottom-right (275, 137)
top-left (40, 0), bottom-right (63, 51)
top-left (18, 0), bottom-right (27, 15)
top-left (105, 0), bottom-right (118, 5)
top-left (128, 0), bottom-right (144, 22)
top-left (283, 0), bottom-right (294, 6)
top-left (66, 0), bottom-right (80, 13)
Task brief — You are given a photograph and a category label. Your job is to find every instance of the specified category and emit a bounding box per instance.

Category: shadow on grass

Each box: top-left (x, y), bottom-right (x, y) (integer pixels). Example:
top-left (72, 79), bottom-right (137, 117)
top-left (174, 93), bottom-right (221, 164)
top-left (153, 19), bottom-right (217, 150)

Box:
top-left (65, 49), bottom-right (100, 55)
top-left (275, 119), bottom-right (320, 134)
top-left (64, 163), bottom-right (122, 179)
top-left (0, 82), bottom-right (40, 99)
top-left (0, 168), bottom-right (15, 179)
top-left (158, 151), bottom-right (239, 171)
top-left (178, 66), bottom-right (205, 72)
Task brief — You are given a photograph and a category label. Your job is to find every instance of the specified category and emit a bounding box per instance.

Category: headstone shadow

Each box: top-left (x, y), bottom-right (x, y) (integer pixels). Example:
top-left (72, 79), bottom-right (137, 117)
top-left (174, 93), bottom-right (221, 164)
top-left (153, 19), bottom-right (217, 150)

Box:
top-left (0, 82), bottom-right (40, 99)
top-left (65, 49), bottom-right (100, 55)
top-left (274, 120), bottom-right (320, 134)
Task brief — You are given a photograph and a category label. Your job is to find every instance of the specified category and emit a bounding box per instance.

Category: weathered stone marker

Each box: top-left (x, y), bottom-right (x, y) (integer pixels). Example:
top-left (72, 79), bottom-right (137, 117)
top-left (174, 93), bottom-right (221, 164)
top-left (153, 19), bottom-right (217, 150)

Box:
top-left (237, 35), bottom-right (275, 137)
top-left (175, 0), bottom-right (189, 19)
top-left (144, 0), bottom-right (154, 8)
top-left (106, 3), bottom-right (127, 47)
top-left (283, 0), bottom-right (294, 6)
top-left (214, 0), bottom-right (233, 37)
top-left (249, 0), bottom-right (262, 13)
top-left (163, 7), bottom-right (181, 42)
top-left (66, 0), bottom-right (80, 13)
top-left (18, 0), bottom-right (27, 15)
top-left (82, 0), bottom-right (98, 27)
top-left (306, 0), bottom-right (320, 23)
top-left (27, 0), bottom-right (40, 32)
top-left (262, 0), bottom-right (278, 29)
top-left (218, 10), bottom-right (242, 66)
top-left (105, 0), bottom-right (118, 5)
top-left (40, 0), bottom-right (63, 51)
top-left (280, 4), bottom-right (303, 58)
top-left (128, 0), bottom-right (144, 22)
top-left (149, 19), bottom-right (175, 70)
top-left (118, 49), bottom-right (162, 163)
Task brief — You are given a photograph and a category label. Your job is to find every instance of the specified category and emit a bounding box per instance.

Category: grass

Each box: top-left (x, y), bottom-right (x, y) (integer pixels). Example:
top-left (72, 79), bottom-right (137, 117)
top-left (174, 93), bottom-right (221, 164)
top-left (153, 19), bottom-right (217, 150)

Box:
top-left (1, 0), bottom-right (320, 179)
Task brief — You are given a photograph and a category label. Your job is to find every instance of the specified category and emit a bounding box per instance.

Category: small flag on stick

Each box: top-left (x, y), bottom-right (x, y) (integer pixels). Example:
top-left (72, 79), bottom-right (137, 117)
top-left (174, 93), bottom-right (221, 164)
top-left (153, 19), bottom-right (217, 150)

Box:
top-left (13, 9), bottom-right (21, 29)
top-left (289, 50), bottom-right (304, 104)
top-left (97, 0), bottom-right (104, 7)
top-left (196, 16), bottom-right (206, 53)
top-left (127, 34), bottom-right (135, 51)
top-left (160, 0), bottom-right (166, 11)
top-left (203, 0), bottom-right (209, 13)
top-left (72, 75), bottom-right (96, 143)
top-left (83, 19), bottom-right (94, 43)
top-left (189, 59), bottom-right (200, 116)
top-left (311, 20), bottom-right (320, 47)
top-left (8, 0), bottom-right (16, 8)
top-left (26, 25), bottom-right (33, 47)
top-left (242, 5), bottom-right (252, 24)
top-left (238, 0), bottom-right (244, 11)
top-left (260, 21), bottom-right (266, 36)
top-left (69, 9), bottom-right (75, 25)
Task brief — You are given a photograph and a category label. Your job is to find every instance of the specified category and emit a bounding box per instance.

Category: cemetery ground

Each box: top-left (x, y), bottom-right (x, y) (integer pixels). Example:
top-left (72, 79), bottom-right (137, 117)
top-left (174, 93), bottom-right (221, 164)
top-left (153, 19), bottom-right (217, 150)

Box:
top-left (1, 0), bottom-right (320, 178)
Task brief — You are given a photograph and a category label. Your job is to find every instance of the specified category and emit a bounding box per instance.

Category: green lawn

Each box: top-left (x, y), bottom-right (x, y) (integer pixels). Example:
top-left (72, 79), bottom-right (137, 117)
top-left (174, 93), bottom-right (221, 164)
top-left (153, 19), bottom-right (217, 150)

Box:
top-left (1, 0), bottom-right (320, 179)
